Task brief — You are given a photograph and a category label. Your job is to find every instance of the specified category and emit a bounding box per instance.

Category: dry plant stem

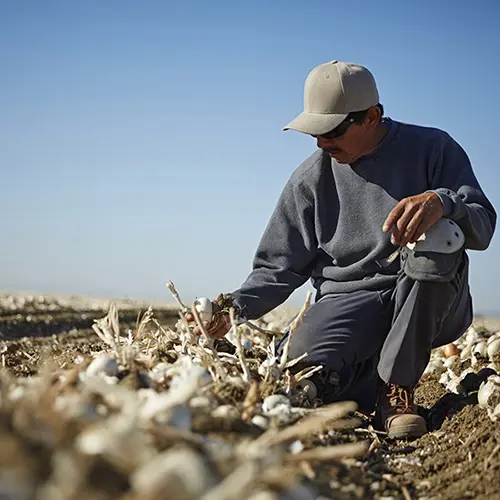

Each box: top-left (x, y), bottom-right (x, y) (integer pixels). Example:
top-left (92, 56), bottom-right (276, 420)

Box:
top-left (484, 443), bottom-right (500, 470)
top-left (279, 291), bottom-right (312, 369)
top-left (293, 365), bottom-right (323, 383)
top-left (178, 310), bottom-right (196, 353)
top-left (151, 317), bottom-right (170, 338)
top-left (252, 401), bottom-right (358, 449)
top-left (382, 474), bottom-right (412, 500)
top-left (22, 351), bottom-right (36, 361)
top-left (283, 352), bottom-right (309, 369)
top-left (107, 304), bottom-right (126, 365)
top-left (200, 462), bottom-right (258, 500)
top-left (284, 370), bottom-right (292, 394)
top-left (146, 423), bottom-right (204, 447)
top-left (92, 322), bottom-right (117, 351)
top-left (285, 441), bottom-right (368, 463)
top-left (165, 280), bottom-right (189, 313)
top-left (190, 305), bottom-right (226, 379)
top-left (134, 306), bottom-right (154, 342)
top-left (166, 281), bottom-right (198, 350)
top-left (230, 307), bottom-right (251, 383)
top-left (401, 486), bottom-right (412, 500)
top-left (299, 461), bottom-right (316, 480)
top-left (243, 320), bottom-right (284, 337)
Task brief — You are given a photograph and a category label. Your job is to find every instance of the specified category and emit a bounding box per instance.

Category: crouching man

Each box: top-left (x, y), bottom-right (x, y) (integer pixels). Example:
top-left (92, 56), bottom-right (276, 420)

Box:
top-left (187, 60), bottom-right (496, 439)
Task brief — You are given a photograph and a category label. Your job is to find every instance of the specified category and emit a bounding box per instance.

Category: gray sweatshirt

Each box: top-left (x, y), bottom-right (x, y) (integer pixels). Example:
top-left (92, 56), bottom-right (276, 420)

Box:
top-left (230, 119), bottom-right (497, 320)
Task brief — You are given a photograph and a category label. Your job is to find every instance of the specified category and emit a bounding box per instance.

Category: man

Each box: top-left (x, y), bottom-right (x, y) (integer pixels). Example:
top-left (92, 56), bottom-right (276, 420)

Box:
top-left (189, 60), bottom-right (496, 439)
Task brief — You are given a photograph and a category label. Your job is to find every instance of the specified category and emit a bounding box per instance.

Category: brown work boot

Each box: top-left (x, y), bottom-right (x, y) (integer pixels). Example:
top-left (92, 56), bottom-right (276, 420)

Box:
top-left (375, 383), bottom-right (427, 439)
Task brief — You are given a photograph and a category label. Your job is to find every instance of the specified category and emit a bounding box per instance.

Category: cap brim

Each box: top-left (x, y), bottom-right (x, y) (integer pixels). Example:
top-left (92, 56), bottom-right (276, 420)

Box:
top-left (282, 112), bottom-right (348, 135)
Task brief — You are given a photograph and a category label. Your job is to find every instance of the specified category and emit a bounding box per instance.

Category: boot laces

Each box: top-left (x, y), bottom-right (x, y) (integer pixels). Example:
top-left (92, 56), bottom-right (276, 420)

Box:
top-left (387, 384), bottom-right (413, 413)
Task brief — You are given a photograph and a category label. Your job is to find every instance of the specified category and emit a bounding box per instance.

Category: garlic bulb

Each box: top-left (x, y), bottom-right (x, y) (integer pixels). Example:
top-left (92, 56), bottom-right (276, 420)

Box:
top-left (189, 396), bottom-right (212, 409)
top-left (491, 403), bottom-right (500, 422)
top-left (193, 297), bottom-right (213, 323)
top-left (487, 332), bottom-right (500, 345)
top-left (86, 355), bottom-right (119, 377)
top-left (262, 394), bottom-right (291, 414)
top-left (473, 341), bottom-right (488, 358)
top-left (131, 447), bottom-right (218, 499)
top-left (478, 375), bottom-right (500, 409)
top-left (251, 415), bottom-right (269, 429)
top-left (212, 404), bottom-right (240, 419)
top-left (443, 355), bottom-right (459, 369)
top-left (439, 371), bottom-right (451, 386)
top-left (460, 344), bottom-right (473, 361)
top-left (487, 338), bottom-right (500, 359)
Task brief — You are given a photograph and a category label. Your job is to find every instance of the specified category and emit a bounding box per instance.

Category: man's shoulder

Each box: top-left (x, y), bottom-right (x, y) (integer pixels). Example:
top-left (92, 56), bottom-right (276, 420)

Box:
top-left (288, 149), bottom-right (330, 186)
top-left (393, 119), bottom-right (452, 145)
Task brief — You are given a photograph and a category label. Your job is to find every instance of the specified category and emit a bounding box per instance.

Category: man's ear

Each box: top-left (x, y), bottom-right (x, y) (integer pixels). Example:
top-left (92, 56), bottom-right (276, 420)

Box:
top-left (365, 106), bottom-right (381, 129)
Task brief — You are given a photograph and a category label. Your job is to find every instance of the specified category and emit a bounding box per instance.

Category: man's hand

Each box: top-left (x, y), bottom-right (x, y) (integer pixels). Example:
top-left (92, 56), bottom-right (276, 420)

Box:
top-left (383, 192), bottom-right (444, 247)
top-left (185, 301), bottom-right (232, 340)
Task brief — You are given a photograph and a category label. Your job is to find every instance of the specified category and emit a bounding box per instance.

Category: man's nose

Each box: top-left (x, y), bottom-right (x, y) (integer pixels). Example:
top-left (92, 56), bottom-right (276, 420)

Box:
top-left (316, 136), bottom-right (331, 149)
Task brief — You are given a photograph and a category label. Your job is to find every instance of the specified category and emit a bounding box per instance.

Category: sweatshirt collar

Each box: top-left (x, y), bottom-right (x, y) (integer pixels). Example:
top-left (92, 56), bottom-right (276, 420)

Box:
top-left (350, 118), bottom-right (400, 166)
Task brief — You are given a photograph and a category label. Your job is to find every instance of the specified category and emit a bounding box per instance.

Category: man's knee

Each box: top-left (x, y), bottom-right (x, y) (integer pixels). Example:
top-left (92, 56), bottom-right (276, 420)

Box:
top-left (400, 218), bottom-right (467, 286)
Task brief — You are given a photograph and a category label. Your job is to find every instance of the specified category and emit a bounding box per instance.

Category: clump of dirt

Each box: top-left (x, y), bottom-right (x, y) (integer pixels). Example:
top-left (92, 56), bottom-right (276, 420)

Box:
top-left (415, 373), bottom-right (447, 407)
top-left (395, 404), bottom-right (500, 499)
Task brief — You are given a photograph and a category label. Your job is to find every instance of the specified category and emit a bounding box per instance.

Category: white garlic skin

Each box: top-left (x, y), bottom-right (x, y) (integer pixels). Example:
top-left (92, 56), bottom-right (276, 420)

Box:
top-left (8, 386), bottom-right (25, 402)
top-left (262, 394), bottom-right (291, 416)
top-left (492, 403), bottom-right (500, 421)
top-left (487, 331), bottom-right (500, 344)
top-left (445, 377), bottom-right (464, 395)
top-left (193, 297), bottom-right (213, 323)
top-left (443, 355), bottom-right (459, 369)
top-left (461, 344), bottom-right (473, 361)
top-left (131, 447), bottom-right (218, 499)
top-left (473, 341), bottom-right (488, 358)
top-left (258, 357), bottom-right (281, 381)
top-left (466, 328), bottom-right (480, 344)
top-left (478, 375), bottom-right (500, 409)
top-left (251, 414), bottom-right (269, 429)
top-left (487, 338), bottom-right (500, 359)
top-left (189, 396), bottom-right (212, 409)
top-left (289, 440), bottom-right (305, 454)
top-left (211, 404), bottom-right (239, 419)
top-left (86, 355), bottom-right (119, 377)
top-left (439, 371), bottom-right (451, 386)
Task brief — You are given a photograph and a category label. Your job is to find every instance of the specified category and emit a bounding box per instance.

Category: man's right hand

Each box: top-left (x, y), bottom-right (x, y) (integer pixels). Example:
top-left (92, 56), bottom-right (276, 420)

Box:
top-left (185, 301), bottom-right (232, 339)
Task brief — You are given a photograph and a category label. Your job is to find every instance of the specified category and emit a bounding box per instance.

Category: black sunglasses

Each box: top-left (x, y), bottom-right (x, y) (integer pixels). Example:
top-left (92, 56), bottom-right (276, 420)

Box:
top-left (315, 106), bottom-right (374, 139)
top-left (312, 116), bottom-right (356, 139)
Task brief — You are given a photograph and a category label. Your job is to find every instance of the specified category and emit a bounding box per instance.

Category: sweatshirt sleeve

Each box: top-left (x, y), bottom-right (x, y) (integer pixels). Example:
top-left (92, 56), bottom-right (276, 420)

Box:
top-left (229, 174), bottom-right (318, 320)
top-left (429, 135), bottom-right (496, 251)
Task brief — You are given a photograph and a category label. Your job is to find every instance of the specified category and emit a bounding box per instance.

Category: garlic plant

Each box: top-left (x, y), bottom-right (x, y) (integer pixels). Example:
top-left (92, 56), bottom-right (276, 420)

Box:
top-left (0, 284), bottom-right (367, 500)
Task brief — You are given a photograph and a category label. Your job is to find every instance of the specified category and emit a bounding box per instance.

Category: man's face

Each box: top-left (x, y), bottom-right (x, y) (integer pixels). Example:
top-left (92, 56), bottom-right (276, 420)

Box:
top-left (314, 107), bottom-right (381, 164)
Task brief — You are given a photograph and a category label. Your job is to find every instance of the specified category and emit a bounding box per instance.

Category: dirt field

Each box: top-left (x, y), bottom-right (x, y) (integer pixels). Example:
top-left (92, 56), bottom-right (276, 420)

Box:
top-left (0, 292), bottom-right (499, 499)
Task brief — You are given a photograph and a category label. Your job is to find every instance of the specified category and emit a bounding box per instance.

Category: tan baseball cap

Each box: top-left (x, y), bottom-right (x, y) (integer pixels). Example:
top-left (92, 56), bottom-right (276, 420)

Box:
top-left (283, 60), bottom-right (380, 135)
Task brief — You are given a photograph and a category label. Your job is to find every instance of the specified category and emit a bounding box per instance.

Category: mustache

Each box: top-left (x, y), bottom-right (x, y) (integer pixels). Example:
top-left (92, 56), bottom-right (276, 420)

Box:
top-left (324, 148), bottom-right (342, 154)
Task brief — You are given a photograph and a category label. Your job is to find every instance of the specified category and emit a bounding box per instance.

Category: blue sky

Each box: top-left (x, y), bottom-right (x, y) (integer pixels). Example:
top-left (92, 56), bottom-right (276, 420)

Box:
top-left (1, 0), bottom-right (500, 314)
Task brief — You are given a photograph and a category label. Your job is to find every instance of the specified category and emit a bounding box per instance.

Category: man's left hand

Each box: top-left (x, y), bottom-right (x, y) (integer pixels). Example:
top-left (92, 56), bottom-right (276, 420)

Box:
top-left (382, 192), bottom-right (444, 247)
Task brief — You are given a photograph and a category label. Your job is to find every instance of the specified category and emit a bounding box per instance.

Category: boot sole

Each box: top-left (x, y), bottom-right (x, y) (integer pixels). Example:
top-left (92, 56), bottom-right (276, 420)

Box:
top-left (387, 422), bottom-right (427, 439)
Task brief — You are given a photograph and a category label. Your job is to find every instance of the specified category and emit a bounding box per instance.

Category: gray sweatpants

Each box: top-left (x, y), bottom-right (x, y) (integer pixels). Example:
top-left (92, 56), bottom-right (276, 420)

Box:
top-left (278, 253), bottom-right (472, 413)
